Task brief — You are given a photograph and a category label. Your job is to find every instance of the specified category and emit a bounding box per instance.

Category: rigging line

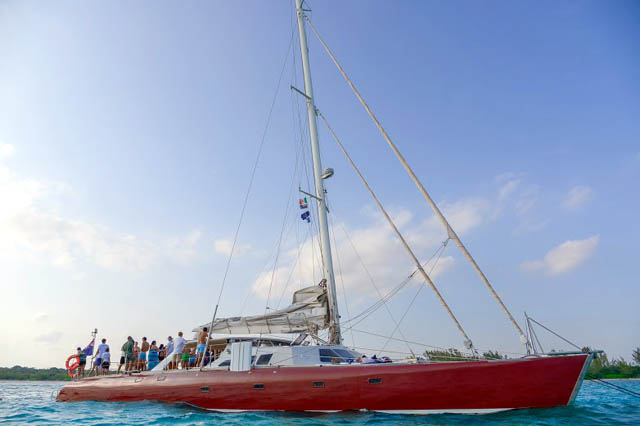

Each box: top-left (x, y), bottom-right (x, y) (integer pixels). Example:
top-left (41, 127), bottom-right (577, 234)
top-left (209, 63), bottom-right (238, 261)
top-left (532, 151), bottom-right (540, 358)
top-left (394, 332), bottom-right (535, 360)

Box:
top-left (338, 266), bottom-right (420, 329)
top-left (265, 115), bottom-right (304, 312)
top-left (379, 240), bottom-right (449, 354)
top-left (305, 15), bottom-right (526, 344)
top-left (530, 321), bottom-right (545, 354)
top-left (202, 27), bottom-right (295, 368)
top-left (333, 213), bottom-right (415, 356)
top-left (350, 327), bottom-right (529, 357)
top-left (586, 376), bottom-right (640, 399)
top-left (274, 225), bottom-right (313, 310)
top-left (336, 240), bottom-right (448, 345)
top-left (328, 207), bottom-right (355, 347)
top-left (528, 317), bottom-right (582, 351)
top-left (318, 110), bottom-right (474, 350)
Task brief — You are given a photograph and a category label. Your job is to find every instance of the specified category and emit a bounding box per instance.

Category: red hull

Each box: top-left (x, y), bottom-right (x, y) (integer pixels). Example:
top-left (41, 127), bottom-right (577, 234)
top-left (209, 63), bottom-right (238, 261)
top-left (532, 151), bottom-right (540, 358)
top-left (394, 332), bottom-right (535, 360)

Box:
top-left (57, 354), bottom-right (591, 414)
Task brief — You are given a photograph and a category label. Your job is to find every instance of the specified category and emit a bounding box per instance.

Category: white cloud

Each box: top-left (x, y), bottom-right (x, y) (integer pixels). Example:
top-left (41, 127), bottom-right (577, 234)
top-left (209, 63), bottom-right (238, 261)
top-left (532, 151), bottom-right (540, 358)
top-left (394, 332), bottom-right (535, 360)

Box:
top-left (0, 142), bottom-right (14, 159)
top-left (514, 185), bottom-right (539, 216)
top-left (35, 331), bottom-right (62, 345)
top-left (521, 235), bottom-right (599, 276)
top-left (249, 205), bottom-right (465, 305)
top-left (0, 147), bottom-right (202, 272)
top-left (34, 312), bottom-right (50, 322)
top-left (214, 238), bottom-right (251, 257)
top-left (563, 185), bottom-right (594, 211)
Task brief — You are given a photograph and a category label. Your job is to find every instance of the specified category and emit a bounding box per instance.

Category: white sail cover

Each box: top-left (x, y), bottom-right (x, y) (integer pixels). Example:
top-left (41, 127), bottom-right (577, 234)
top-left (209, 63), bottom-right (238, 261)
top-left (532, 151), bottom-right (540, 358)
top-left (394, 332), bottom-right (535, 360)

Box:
top-left (194, 284), bottom-right (329, 335)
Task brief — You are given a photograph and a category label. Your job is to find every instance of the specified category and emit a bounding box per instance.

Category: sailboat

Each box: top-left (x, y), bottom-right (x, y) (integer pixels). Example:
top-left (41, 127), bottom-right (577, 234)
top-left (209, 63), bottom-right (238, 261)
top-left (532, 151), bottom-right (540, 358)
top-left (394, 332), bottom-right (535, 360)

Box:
top-left (57, 0), bottom-right (595, 414)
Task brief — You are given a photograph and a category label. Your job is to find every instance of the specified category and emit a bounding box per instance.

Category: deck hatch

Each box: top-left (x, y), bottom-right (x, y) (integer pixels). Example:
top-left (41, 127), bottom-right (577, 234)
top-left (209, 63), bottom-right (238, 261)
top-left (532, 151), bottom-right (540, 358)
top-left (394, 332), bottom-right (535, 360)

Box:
top-left (254, 384), bottom-right (265, 389)
top-left (368, 378), bottom-right (382, 384)
top-left (312, 381), bottom-right (325, 388)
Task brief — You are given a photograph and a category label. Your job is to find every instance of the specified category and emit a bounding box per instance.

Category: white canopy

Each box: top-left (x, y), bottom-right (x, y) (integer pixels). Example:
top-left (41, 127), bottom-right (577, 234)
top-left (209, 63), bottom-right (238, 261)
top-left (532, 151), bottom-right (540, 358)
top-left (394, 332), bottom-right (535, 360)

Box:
top-left (194, 283), bottom-right (329, 335)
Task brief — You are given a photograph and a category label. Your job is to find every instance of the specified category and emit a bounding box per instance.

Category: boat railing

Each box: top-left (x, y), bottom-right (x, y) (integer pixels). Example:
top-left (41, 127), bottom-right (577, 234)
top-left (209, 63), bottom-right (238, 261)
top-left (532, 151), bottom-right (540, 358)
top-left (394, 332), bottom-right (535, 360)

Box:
top-left (70, 347), bottom-right (224, 380)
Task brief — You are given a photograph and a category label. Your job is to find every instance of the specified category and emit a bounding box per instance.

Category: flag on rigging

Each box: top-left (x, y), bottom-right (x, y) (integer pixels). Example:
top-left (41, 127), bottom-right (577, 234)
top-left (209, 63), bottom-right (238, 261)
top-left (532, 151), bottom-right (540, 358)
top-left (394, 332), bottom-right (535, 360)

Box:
top-left (83, 338), bottom-right (95, 356)
top-left (299, 198), bottom-right (308, 209)
top-left (301, 211), bottom-right (310, 223)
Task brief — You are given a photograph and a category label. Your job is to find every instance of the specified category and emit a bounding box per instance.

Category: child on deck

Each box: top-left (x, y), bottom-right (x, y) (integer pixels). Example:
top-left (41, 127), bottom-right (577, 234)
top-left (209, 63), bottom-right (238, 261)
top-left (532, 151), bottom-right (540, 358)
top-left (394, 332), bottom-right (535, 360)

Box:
top-left (101, 348), bottom-right (111, 375)
top-left (181, 347), bottom-right (190, 370)
top-left (189, 348), bottom-right (197, 368)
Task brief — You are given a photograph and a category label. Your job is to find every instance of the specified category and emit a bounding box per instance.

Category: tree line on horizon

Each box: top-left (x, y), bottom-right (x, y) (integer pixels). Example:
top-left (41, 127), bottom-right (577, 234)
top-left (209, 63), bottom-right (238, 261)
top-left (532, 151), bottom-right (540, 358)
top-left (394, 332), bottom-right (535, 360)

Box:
top-left (422, 346), bottom-right (640, 379)
top-left (1, 347), bottom-right (638, 380)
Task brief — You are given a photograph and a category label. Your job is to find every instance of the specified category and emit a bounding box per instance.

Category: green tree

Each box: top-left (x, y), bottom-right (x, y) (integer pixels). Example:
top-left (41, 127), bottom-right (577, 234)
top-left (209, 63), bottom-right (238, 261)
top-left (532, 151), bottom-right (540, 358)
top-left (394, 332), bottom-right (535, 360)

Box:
top-left (633, 347), bottom-right (640, 365)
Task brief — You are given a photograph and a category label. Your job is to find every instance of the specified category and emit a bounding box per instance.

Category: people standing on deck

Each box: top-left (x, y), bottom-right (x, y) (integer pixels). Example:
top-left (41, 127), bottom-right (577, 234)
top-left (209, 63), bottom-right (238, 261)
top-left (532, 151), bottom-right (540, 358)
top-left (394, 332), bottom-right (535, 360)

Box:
top-left (189, 348), bottom-right (197, 368)
top-left (89, 338), bottom-right (109, 376)
top-left (147, 341), bottom-right (159, 370)
top-left (166, 336), bottom-right (174, 369)
top-left (117, 344), bottom-right (125, 375)
top-left (196, 327), bottom-right (208, 367)
top-left (76, 347), bottom-right (86, 378)
top-left (101, 348), bottom-right (111, 375)
top-left (123, 336), bottom-right (134, 372)
top-left (172, 332), bottom-right (186, 370)
top-left (133, 341), bottom-right (140, 370)
top-left (167, 336), bottom-right (173, 369)
top-left (181, 347), bottom-right (190, 369)
top-left (158, 344), bottom-right (166, 364)
top-left (140, 337), bottom-right (149, 370)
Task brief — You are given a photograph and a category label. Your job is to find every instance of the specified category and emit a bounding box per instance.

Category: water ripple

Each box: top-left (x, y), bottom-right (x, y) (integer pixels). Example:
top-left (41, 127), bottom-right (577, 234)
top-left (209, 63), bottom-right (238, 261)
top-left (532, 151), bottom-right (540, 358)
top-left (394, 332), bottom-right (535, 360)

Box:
top-left (0, 380), bottom-right (638, 425)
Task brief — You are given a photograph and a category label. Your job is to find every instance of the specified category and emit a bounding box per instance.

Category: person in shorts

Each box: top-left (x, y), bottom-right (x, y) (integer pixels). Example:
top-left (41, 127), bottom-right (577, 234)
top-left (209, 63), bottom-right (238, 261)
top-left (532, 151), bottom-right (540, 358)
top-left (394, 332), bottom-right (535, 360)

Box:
top-left (196, 327), bottom-right (208, 367)
top-left (133, 341), bottom-right (140, 370)
top-left (181, 348), bottom-right (190, 370)
top-left (123, 336), bottom-right (135, 372)
top-left (90, 354), bottom-right (102, 377)
top-left (140, 337), bottom-right (149, 370)
top-left (172, 332), bottom-right (186, 369)
top-left (76, 347), bottom-right (87, 378)
top-left (101, 348), bottom-right (111, 375)
top-left (117, 347), bottom-right (126, 375)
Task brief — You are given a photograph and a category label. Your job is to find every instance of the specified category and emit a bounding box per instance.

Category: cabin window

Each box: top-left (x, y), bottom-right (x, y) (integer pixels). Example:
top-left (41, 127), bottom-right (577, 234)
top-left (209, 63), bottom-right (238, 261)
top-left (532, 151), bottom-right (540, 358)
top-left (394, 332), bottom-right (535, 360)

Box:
top-left (312, 381), bottom-right (324, 388)
top-left (218, 360), bottom-right (230, 367)
top-left (256, 354), bottom-right (273, 365)
top-left (334, 349), bottom-right (357, 361)
top-left (319, 349), bottom-right (341, 363)
top-left (200, 386), bottom-right (210, 392)
top-left (254, 384), bottom-right (265, 390)
top-left (368, 378), bottom-right (382, 384)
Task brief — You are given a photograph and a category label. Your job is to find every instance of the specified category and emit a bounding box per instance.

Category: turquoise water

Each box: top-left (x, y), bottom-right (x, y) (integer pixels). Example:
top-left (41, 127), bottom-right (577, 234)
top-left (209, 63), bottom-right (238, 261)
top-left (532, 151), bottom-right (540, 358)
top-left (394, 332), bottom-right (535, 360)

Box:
top-left (0, 380), bottom-right (638, 425)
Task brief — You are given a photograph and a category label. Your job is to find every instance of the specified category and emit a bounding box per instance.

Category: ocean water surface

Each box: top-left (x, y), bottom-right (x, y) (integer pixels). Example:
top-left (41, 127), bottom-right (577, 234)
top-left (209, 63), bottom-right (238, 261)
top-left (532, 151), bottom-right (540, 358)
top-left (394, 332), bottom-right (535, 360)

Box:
top-left (0, 380), bottom-right (638, 425)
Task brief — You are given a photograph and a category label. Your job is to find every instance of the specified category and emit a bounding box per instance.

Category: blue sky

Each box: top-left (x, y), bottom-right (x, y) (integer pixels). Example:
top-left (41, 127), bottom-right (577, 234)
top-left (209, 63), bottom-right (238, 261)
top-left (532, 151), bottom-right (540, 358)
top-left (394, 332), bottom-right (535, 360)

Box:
top-left (0, 0), bottom-right (638, 368)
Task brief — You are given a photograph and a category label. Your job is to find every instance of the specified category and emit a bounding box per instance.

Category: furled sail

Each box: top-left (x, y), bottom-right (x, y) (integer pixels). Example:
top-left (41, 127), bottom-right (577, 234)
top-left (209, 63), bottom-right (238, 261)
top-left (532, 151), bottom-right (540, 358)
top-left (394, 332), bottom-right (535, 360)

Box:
top-left (194, 282), bottom-right (329, 335)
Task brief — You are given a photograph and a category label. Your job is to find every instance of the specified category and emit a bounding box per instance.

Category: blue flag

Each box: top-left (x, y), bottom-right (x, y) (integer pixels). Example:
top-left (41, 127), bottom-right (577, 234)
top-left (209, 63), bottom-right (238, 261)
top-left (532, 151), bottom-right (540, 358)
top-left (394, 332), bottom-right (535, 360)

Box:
top-left (83, 338), bottom-right (95, 356)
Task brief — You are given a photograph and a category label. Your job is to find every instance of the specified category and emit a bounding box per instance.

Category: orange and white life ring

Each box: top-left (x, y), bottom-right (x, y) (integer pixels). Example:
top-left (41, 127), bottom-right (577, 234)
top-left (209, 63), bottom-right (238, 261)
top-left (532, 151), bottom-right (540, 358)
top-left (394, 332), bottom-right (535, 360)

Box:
top-left (65, 355), bottom-right (80, 378)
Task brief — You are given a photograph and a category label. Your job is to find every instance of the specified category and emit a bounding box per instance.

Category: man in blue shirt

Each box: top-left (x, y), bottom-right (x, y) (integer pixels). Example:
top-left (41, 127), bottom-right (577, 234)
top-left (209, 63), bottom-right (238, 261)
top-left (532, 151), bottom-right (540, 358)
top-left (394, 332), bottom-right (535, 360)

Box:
top-left (89, 338), bottom-right (109, 376)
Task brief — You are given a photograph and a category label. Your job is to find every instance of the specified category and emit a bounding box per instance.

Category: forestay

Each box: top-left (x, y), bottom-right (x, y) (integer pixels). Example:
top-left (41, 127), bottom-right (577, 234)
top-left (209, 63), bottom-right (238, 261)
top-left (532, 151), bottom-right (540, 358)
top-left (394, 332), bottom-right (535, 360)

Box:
top-left (194, 283), bottom-right (329, 335)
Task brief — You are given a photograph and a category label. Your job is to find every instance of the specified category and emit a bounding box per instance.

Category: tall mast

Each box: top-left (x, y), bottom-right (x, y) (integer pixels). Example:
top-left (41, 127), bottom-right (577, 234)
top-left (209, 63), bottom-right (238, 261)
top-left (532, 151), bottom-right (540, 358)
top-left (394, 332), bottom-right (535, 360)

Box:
top-left (295, 0), bottom-right (341, 345)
